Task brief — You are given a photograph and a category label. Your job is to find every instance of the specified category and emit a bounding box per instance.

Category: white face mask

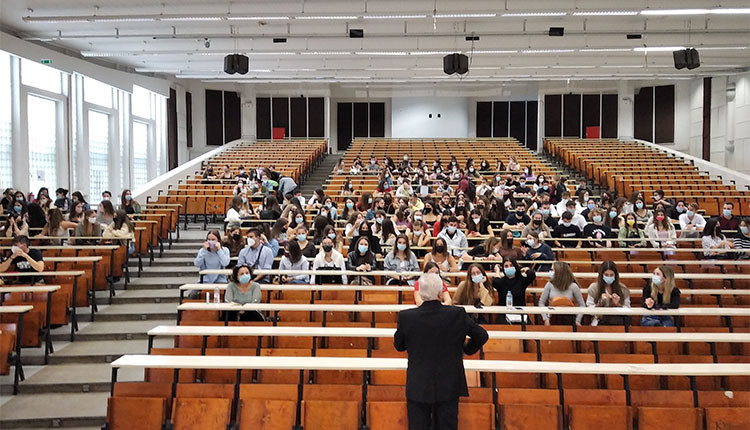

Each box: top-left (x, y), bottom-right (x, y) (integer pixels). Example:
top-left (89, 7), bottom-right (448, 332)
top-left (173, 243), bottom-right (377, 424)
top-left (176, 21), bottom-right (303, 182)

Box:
top-left (11, 245), bottom-right (21, 255)
top-left (88, 217), bottom-right (97, 224)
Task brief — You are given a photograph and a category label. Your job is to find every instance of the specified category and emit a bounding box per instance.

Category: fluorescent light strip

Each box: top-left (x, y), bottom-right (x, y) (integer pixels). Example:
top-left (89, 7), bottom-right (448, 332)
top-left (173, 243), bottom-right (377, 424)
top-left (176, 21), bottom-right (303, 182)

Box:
top-left (299, 51), bottom-right (351, 55)
top-left (699, 46), bottom-right (748, 50)
top-left (709, 8), bottom-right (750, 14)
top-left (364, 14), bottom-right (427, 19)
top-left (522, 49), bottom-right (575, 54)
top-left (295, 15), bottom-right (358, 20)
top-left (572, 11), bottom-right (639, 16)
top-left (633, 46), bottom-right (684, 52)
top-left (434, 13), bottom-right (497, 18)
top-left (473, 50), bottom-right (518, 54)
top-left (579, 48), bottom-right (633, 52)
top-left (354, 51), bottom-right (410, 56)
top-left (226, 16), bottom-right (290, 20)
top-left (640, 9), bottom-right (709, 15)
top-left (502, 12), bottom-right (567, 17)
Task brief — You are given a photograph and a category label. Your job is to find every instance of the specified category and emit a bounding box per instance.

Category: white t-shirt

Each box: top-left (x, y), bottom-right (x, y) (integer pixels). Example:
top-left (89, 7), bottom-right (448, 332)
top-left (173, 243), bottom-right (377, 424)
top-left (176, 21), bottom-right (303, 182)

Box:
top-left (679, 213), bottom-right (706, 230)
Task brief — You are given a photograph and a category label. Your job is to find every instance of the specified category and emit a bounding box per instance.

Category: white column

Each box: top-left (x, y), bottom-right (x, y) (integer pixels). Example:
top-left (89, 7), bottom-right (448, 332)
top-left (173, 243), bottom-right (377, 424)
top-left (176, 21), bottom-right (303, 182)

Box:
top-left (537, 91), bottom-right (545, 153)
top-left (688, 78), bottom-right (704, 158)
top-left (617, 81), bottom-right (634, 140)
top-left (710, 76), bottom-right (728, 166)
top-left (10, 56), bottom-right (28, 191)
top-left (240, 86), bottom-right (257, 141)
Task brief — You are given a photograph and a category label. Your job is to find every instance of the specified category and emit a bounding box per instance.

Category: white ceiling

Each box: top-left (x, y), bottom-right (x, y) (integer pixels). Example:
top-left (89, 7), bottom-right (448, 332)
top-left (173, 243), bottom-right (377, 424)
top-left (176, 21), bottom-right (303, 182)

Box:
top-left (1, 0), bottom-right (749, 87)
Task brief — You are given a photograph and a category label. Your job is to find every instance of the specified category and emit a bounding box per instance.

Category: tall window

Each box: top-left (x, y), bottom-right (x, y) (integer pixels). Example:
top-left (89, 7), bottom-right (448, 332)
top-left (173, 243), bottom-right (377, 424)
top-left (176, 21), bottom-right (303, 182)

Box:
top-left (27, 95), bottom-right (58, 193)
top-left (88, 110), bottom-right (110, 199)
top-left (0, 52), bottom-right (11, 189)
top-left (132, 121), bottom-right (149, 189)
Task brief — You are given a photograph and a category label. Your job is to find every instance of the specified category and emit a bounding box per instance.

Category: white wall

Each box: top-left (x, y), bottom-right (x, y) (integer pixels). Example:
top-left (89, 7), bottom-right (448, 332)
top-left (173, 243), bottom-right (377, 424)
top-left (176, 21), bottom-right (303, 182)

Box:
top-left (727, 72), bottom-right (750, 175)
top-left (391, 97), bottom-right (469, 138)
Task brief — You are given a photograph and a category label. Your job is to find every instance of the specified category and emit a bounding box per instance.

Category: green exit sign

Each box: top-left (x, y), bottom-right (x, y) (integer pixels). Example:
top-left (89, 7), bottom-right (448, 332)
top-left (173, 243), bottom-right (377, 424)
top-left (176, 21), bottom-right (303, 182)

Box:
top-left (40, 59), bottom-right (52, 65)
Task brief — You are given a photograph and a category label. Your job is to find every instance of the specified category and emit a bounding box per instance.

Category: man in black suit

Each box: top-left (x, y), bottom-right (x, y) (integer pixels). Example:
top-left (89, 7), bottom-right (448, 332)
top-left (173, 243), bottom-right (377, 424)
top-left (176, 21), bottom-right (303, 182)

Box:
top-left (394, 273), bottom-right (488, 430)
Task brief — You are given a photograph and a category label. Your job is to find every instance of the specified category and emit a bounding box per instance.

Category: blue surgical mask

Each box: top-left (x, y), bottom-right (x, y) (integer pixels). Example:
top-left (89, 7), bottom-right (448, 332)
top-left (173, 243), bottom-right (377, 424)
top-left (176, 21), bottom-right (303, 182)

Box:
top-left (238, 274), bottom-right (252, 284)
top-left (504, 267), bottom-right (516, 277)
top-left (13, 206), bottom-right (21, 213)
top-left (636, 202), bottom-right (644, 209)
top-left (723, 209), bottom-right (732, 217)
top-left (328, 232), bottom-right (337, 240)
top-left (471, 274), bottom-right (484, 284)
top-left (609, 211), bottom-right (618, 219)
top-left (346, 202), bottom-right (354, 209)
top-left (241, 197), bottom-right (247, 204)
top-left (542, 186), bottom-right (549, 191)
top-left (358, 244), bottom-right (369, 254)
top-left (587, 204), bottom-right (595, 211)
top-left (676, 206), bottom-right (685, 213)
top-left (376, 218), bottom-right (383, 225)
top-left (325, 203), bottom-right (332, 209)
top-left (397, 243), bottom-right (407, 251)
top-left (549, 270), bottom-right (555, 278)
top-left (686, 210), bottom-right (695, 218)
top-left (652, 274), bottom-right (662, 286)
top-left (541, 209), bottom-right (550, 216)
top-left (740, 226), bottom-right (749, 235)
top-left (593, 215), bottom-right (603, 223)
top-left (447, 226), bottom-right (457, 234)
top-left (125, 195), bottom-right (132, 201)
top-left (413, 230), bottom-right (422, 236)
top-left (296, 216), bottom-right (304, 224)
top-left (526, 238), bottom-right (535, 247)
top-left (297, 234), bottom-right (307, 242)
top-left (603, 275), bottom-right (616, 285)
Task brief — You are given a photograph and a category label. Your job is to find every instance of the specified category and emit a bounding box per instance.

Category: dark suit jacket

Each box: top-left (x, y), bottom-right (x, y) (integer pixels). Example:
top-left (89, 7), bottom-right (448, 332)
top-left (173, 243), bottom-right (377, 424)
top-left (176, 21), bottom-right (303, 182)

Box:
top-left (393, 300), bottom-right (488, 403)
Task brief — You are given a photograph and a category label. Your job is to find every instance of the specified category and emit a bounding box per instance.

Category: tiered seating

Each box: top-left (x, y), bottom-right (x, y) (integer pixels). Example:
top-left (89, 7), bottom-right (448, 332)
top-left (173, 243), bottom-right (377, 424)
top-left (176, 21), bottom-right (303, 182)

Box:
top-left (152, 140), bottom-right (326, 224)
top-left (545, 138), bottom-right (750, 216)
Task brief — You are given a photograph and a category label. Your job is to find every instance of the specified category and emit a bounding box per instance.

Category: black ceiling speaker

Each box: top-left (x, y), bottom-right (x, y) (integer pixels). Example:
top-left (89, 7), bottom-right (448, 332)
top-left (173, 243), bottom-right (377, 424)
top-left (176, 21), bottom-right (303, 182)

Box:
top-left (686, 48), bottom-right (700, 69)
top-left (673, 49), bottom-right (688, 70)
top-left (224, 54), bottom-right (249, 75)
top-left (549, 27), bottom-right (564, 36)
top-left (443, 53), bottom-right (469, 75)
top-left (349, 29), bottom-right (364, 38)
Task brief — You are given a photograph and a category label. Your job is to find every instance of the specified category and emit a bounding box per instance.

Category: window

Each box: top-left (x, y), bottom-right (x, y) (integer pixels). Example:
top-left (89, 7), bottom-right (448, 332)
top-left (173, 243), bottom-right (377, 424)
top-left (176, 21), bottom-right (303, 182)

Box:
top-left (27, 95), bottom-right (58, 193)
top-left (0, 52), bottom-right (11, 189)
top-left (88, 110), bottom-right (110, 200)
top-left (21, 59), bottom-right (62, 94)
top-left (83, 77), bottom-right (113, 108)
top-left (132, 121), bottom-right (149, 189)
top-left (132, 86), bottom-right (152, 119)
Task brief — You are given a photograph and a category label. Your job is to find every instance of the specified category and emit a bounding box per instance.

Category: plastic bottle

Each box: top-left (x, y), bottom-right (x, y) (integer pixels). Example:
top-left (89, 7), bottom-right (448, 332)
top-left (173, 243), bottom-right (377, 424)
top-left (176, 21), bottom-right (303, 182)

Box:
top-left (213, 286), bottom-right (220, 304)
top-left (506, 291), bottom-right (513, 308)
top-left (205, 292), bottom-right (210, 304)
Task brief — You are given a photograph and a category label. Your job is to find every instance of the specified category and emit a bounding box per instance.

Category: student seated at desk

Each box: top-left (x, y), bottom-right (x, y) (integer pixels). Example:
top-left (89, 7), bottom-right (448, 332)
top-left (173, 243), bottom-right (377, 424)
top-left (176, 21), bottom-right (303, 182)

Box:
top-left (701, 218), bottom-right (734, 259)
top-left (552, 211), bottom-right (582, 249)
top-left (678, 202), bottom-right (706, 238)
top-left (538, 262), bottom-right (585, 327)
top-left (618, 212), bottom-right (647, 248)
top-left (493, 259), bottom-right (536, 322)
top-left (238, 228), bottom-right (274, 283)
top-left (735, 218), bottom-right (750, 259)
top-left (641, 266), bottom-right (680, 327)
top-left (2, 204), bottom-right (28, 238)
top-left (223, 265), bottom-right (263, 322)
top-left (310, 237), bottom-right (347, 285)
top-left (645, 208), bottom-right (676, 249)
top-left (73, 210), bottom-right (102, 245)
top-left (524, 232), bottom-right (553, 273)
top-left (347, 235), bottom-right (378, 285)
top-left (222, 226), bottom-right (245, 267)
top-left (37, 208), bottom-right (76, 245)
top-left (586, 261), bottom-right (630, 326)
top-left (279, 239), bottom-right (310, 284)
top-left (120, 189), bottom-right (141, 215)
top-left (194, 229), bottom-right (231, 283)
top-left (225, 195), bottom-right (252, 228)
top-left (0, 235), bottom-right (44, 284)
top-left (384, 234), bottom-right (419, 285)
top-left (454, 263), bottom-right (494, 321)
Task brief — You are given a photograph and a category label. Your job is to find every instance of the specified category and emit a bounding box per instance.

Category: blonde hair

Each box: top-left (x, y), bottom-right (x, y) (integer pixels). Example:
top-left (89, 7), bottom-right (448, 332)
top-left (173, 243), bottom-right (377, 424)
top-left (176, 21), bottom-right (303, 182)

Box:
top-left (651, 265), bottom-right (675, 303)
top-left (550, 261), bottom-right (578, 292)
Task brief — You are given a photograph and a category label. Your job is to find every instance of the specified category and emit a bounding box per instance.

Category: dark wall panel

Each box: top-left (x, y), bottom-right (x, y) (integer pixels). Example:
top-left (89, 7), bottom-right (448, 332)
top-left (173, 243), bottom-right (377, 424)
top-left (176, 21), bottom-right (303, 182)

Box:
top-left (353, 102), bottom-right (369, 137)
top-left (337, 103), bottom-right (352, 151)
top-left (654, 85), bottom-right (675, 143)
top-left (476, 102), bottom-right (492, 137)
top-left (526, 101), bottom-right (538, 150)
top-left (223, 91), bottom-right (241, 143)
top-left (167, 88), bottom-right (178, 169)
top-left (185, 91), bottom-right (193, 148)
top-left (493, 101), bottom-right (509, 137)
top-left (308, 98), bottom-right (325, 138)
top-left (272, 97), bottom-right (289, 137)
top-left (563, 94), bottom-right (581, 137)
top-left (256, 97), bottom-right (271, 140)
top-left (582, 94), bottom-right (600, 137)
top-left (634, 87), bottom-right (654, 142)
top-left (544, 95), bottom-right (562, 137)
top-left (369, 102), bottom-right (385, 137)
top-left (205, 89), bottom-right (223, 146)
top-left (601, 94), bottom-right (618, 139)
top-left (290, 97), bottom-right (308, 138)
top-left (509, 101), bottom-right (526, 143)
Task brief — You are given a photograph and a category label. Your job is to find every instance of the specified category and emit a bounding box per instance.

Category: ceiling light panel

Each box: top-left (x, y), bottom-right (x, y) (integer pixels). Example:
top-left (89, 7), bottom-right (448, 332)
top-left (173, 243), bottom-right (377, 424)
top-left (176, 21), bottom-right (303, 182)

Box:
top-left (433, 13), bottom-right (497, 18)
top-left (571, 11), bottom-right (640, 16)
top-left (501, 12), bottom-right (567, 17)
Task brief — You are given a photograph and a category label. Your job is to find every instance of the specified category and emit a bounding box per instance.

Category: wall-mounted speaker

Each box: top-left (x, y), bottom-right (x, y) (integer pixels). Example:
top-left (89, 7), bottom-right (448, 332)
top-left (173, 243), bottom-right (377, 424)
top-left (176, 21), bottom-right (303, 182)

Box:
top-left (548, 27), bottom-right (564, 36)
top-left (443, 53), bottom-right (469, 75)
top-left (686, 48), bottom-right (700, 70)
top-left (224, 54), bottom-right (250, 75)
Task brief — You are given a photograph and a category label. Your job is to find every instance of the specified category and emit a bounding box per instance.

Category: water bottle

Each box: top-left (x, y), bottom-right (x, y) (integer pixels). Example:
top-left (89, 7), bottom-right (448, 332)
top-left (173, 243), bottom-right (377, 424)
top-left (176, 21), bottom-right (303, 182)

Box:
top-left (205, 292), bottom-right (210, 304)
top-left (213, 286), bottom-right (220, 304)
top-left (506, 291), bottom-right (513, 308)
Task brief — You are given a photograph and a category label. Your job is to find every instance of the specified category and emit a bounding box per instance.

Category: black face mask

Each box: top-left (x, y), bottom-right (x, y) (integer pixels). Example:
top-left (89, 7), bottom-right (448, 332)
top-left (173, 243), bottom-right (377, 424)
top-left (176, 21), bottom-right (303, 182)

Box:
top-left (424, 207), bottom-right (432, 213)
top-left (232, 233), bottom-right (241, 241)
top-left (434, 244), bottom-right (446, 253)
top-left (532, 220), bottom-right (541, 225)
top-left (322, 244), bottom-right (333, 252)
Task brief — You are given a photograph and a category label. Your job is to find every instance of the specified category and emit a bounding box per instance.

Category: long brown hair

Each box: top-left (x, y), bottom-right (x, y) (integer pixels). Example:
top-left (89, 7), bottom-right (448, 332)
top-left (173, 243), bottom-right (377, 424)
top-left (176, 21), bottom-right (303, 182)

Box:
top-left (81, 210), bottom-right (98, 236)
top-left (550, 261), bottom-right (578, 292)
top-left (596, 260), bottom-right (624, 298)
top-left (455, 263), bottom-right (487, 305)
top-left (113, 210), bottom-right (134, 231)
top-left (499, 228), bottom-right (514, 249)
top-left (47, 208), bottom-right (63, 233)
top-left (482, 236), bottom-right (500, 256)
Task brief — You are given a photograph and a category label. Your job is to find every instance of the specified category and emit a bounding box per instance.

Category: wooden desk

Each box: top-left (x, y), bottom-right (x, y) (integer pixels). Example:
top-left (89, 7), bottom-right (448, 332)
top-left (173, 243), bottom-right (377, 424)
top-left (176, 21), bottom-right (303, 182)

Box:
top-left (0, 285), bottom-right (60, 363)
top-left (0, 271), bottom-right (85, 341)
top-left (0, 305), bottom-right (33, 394)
